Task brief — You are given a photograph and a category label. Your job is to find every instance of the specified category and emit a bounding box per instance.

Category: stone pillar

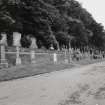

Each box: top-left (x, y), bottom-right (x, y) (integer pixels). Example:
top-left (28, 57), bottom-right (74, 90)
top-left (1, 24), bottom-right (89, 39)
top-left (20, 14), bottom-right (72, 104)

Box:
top-left (53, 53), bottom-right (57, 64)
top-left (30, 37), bottom-right (37, 64)
top-left (16, 46), bottom-right (21, 65)
top-left (13, 32), bottom-right (22, 65)
top-left (68, 48), bottom-right (72, 63)
top-left (0, 32), bottom-right (8, 68)
top-left (64, 49), bottom-right (68, 63)
top-left (30, 50), bottom-right (35, 64)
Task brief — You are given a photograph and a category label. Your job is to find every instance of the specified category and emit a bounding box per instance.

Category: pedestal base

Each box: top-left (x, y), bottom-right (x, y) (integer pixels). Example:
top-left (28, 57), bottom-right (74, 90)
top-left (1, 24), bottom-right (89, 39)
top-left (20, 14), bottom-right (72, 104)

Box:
top-left (0, 59), bottom-right (8, 68)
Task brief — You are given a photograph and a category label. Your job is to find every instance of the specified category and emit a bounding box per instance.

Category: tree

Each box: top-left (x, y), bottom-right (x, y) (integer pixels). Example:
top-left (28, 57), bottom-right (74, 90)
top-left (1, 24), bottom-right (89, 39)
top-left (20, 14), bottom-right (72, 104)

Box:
top-left (0, 0), bottom-right (105, 50)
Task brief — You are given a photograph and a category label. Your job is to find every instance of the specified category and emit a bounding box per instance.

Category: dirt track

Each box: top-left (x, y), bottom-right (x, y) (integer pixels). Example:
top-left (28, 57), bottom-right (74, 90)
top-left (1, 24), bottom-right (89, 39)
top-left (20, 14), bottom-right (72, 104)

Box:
top-left (0, 62), bottom-right (105, 105)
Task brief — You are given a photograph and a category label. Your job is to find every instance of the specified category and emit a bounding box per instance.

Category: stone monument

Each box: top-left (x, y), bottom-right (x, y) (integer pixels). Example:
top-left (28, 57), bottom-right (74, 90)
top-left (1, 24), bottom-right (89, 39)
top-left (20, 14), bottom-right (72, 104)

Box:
top-left (0, 32), bottom-right (8, 68)
top-left (30, 37), bottom-right (37, 64)
top-left (64, 49), bottom-right (68, 63)
top-left (53, 53), bottom-right (57, 64)
top-left (68, 48), bottom-right (73, 63)
top-left (13, 32), bottom-right (22, 65)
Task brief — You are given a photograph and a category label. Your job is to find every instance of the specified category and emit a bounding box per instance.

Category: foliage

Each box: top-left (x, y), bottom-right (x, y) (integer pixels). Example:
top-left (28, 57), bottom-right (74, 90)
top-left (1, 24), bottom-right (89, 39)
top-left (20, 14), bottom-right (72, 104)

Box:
top-left (0, 0), bottom-right (105, 50)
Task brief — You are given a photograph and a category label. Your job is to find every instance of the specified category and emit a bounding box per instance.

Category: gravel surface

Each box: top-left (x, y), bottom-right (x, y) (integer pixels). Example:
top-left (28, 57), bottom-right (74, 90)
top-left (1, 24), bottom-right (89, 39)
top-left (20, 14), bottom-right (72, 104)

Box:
top-left (0, 62), bottom-right (105, 105)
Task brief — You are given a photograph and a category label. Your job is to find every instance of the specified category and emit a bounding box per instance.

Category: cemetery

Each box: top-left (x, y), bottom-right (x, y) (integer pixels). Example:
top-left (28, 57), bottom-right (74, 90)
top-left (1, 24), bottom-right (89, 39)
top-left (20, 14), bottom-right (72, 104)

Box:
top-left (1, 1), bottom-right (105, 105)
top-left (0, 31), bottom-right (104, 68)
top-left (0, 31), bottom-right (105, 81)
top-left (0, 0), bottom-right (105, 81)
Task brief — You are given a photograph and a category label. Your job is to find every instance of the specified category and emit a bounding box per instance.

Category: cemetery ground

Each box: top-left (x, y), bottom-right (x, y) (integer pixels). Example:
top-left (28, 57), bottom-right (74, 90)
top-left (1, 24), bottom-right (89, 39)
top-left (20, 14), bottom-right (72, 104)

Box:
top-left (0, 53), bottom-right (105, 81)
top-left (0, 60), bottom-right (105, 105)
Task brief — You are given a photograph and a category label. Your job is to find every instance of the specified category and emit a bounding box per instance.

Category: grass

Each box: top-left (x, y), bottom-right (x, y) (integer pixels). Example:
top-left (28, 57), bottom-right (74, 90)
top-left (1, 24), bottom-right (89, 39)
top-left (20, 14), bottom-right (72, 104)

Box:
top-left (0, 62), bottom-right (75, 82)
top-left (0, 47), bottom-right (105, 82)
top-left (0, 57), bottom-right (105, 82)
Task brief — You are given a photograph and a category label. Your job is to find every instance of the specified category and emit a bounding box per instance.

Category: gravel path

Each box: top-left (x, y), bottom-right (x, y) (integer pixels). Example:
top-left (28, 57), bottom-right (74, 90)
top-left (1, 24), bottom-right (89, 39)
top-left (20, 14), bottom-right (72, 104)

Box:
top-left (0, 62), bottom-right (105, 105)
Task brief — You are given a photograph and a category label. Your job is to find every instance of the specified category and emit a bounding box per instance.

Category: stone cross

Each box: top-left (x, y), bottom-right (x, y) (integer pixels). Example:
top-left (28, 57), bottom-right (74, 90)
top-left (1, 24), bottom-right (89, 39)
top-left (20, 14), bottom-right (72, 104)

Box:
top-left (13, 32), bottom-right (22, 65)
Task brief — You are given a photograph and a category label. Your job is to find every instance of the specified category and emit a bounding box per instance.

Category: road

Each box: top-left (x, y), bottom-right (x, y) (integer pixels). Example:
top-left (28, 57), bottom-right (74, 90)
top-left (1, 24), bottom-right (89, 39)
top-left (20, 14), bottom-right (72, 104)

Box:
top-left (0, 62), bottom-right (105, 105)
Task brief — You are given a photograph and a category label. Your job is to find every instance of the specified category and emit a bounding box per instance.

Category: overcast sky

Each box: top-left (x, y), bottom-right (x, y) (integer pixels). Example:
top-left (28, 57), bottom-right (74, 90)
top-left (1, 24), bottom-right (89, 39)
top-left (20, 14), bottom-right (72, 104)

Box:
top-left (77, 0), bottom-right (105, 28)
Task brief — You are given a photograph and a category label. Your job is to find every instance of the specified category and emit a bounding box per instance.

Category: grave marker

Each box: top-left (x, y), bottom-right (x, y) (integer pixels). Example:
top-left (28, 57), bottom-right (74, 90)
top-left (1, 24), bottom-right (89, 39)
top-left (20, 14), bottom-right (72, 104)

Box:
top-left (13, 32), bottom-right (22, 65)
top-left (30, 37), bottom-right (37, 63)
top-left (0, 32), bottom-right (8, 68)
top-left (53, 53), bottom-right (57, 64)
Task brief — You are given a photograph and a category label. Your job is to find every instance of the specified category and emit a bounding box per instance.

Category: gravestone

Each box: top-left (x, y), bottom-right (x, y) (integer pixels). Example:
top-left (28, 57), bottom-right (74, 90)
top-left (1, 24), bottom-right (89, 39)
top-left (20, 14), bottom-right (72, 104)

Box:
top-left (30, 37), bottom-right (37, 63)
top-left (13, 32), bottom-right (22, 65)
top-left (13, 32), bottom-right (21, 47)
top-left (0, 32), bottom-right (7, 45)
top-left (64, 49), bottom-right (68, 63)
top-left (30, 37), bottom-right (37, 49)
top-left (0, 32), bottom-right (8, 68)
top-left (53, 53), bottom-right (57, 64)
top-left (68, 48), bottom-right (73, 63)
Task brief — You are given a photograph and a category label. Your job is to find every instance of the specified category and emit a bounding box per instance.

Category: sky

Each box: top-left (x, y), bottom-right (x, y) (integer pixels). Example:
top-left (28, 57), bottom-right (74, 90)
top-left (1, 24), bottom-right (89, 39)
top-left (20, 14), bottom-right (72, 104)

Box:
top-left (77, 0), bottom-right (105, 28)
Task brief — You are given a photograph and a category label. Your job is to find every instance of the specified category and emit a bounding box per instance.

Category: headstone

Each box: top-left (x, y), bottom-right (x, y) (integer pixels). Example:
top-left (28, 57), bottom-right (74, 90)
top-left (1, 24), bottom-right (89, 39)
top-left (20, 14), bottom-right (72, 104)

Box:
top-left (30, 37), bottom-right (37, 63)
top-left (13, 32), bottom-right (21, 47)
top-left (13, 32), bottom-right (21, 65)
top-left (30, 37), bottom-right (37, 49)
top-left (64, 49), bottom-right (68, 63)
top-left (0, 32), bottom-right (7, 45)
top-left (68, 48), bottom-right (72, 63)
top-left (0, 32), bottom-right (8, 68)
top-left (30, 50), bottom-right (35, 64)
top-left (53, 53), bottom-right (57, 64)
top-left (16, 46), bottom-right (21, 65)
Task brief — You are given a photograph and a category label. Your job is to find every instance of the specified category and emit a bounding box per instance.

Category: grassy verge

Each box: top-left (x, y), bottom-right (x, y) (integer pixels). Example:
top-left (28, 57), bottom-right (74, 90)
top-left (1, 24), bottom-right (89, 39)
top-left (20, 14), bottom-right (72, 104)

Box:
top-left (0, 62), bottom-right (75, 82)
top-left (0, 58), bottom-right (105, 82)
